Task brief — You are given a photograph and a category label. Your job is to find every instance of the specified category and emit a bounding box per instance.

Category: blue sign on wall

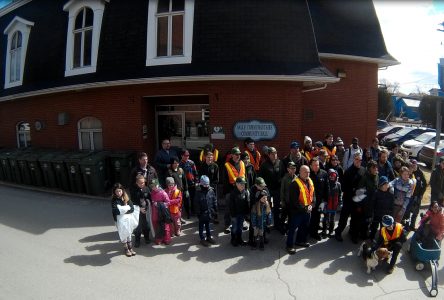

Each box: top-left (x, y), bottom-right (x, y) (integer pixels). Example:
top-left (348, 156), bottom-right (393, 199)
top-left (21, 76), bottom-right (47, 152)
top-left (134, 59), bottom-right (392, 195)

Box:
top-left (233, 120), bottom-right (277, 141)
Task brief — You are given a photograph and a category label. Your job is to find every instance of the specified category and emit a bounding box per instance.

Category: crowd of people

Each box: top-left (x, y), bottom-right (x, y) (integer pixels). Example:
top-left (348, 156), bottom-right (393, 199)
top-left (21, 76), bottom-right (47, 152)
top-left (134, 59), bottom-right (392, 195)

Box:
top-left (111, 134), bottom-right (444, 274)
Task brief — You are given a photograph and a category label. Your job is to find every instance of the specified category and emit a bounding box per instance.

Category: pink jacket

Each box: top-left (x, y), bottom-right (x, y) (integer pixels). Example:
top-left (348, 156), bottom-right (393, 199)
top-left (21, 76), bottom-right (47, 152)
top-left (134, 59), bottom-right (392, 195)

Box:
top-left (420, 209), bottom-right (444, 241)
top-left (151, 188), bottom-right (170, 206)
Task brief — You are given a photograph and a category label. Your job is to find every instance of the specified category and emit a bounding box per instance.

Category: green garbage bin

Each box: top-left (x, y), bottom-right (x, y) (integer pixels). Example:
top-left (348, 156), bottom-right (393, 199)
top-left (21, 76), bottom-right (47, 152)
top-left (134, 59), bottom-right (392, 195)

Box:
top-left (17, 151), bottom-right (33, 185)
top-left (25, 151), bottom-right (46, 186)
top-left (52, 152), bottom-right (72, 192)
top-left (108, 151), bottom-right (135, 187)
top-left (0, 149), bottom-right (7, 181)
top-left (39, 151), bottom-right (63, 189)
top-left (65, 151), bottom-right (91, 194)
top-left (8, 149), bottom-right (25, 184)
top-left (0, 149), bottom-right (15, 182)
top-left (80, 152), bottom-right (107, 196)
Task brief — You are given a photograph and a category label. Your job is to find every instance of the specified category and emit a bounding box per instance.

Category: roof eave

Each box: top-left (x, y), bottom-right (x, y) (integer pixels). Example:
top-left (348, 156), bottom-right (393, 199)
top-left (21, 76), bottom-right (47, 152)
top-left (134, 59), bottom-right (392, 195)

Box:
top-left (319, 53), bottom-right (400, 68)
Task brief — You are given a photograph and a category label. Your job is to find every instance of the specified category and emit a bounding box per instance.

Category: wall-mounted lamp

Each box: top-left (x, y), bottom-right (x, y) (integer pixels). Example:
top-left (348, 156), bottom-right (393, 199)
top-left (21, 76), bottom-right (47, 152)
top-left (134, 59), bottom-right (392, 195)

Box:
top-left (337, 69), bottom-right (347, 78)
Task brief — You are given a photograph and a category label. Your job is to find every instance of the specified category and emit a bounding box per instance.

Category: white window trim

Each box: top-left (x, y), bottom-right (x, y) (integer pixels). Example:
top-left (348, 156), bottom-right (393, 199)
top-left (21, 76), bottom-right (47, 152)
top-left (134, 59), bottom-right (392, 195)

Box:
top-left (16, 121), bottom-right (30, 148)
top-left (3, 16), bottom-right (34, 89)
top-left (146, 0), bottom-right (194, 66)
top-left (77, 117), bottom-right (103, 150)
top-left (63, 0), bottom-right (109, 77)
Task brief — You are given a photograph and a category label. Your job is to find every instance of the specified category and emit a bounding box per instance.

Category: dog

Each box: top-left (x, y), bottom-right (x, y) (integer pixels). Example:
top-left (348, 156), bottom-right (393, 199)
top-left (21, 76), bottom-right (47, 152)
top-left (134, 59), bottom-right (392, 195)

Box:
top-left (357, 242), bottom-right (392, 274)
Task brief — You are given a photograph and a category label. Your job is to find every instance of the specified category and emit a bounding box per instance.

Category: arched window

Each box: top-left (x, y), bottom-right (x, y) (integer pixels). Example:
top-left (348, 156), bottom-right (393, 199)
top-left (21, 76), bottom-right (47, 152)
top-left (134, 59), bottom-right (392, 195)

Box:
top-left (78, 117), bottom-right (103, 150)
top-left (10, 31), bottom-right (22, 82)
top-left (73, 7), bottom-right (93, 68)
top-left (16, 122), bottom-right (31, 148)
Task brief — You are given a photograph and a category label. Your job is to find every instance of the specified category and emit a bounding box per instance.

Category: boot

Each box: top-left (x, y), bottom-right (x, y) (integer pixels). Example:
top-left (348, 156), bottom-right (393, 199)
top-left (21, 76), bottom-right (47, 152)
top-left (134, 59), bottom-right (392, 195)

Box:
top-left (134, 237), bottom-right (141, 248)
top-left (236, 234), bottom-right (247, 246)
top-left (251, 237), bottom-right (258, 250)
top-left (123, 243), bottom-right (132, 257)
top-left (259, 236), bottom-right (264, 251)
top-left (231, 236), bottom-right (239, 247)
top-left (127, 242), bottom-right (136, 256)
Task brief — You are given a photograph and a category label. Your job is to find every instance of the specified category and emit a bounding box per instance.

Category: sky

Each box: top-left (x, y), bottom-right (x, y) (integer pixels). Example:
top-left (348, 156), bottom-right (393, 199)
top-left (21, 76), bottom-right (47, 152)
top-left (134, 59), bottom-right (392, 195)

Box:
top-left (374, 0), bottom-right (444, 94)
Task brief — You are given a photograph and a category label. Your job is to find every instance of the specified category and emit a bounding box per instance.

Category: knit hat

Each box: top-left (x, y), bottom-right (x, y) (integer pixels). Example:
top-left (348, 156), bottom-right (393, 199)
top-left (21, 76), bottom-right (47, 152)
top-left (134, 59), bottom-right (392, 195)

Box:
top-left (200, 175), bottom-right (210, 186)
top-left (335, 138), bottom-right (344, 146)
top-left (304, 136), bottom-right (312, 144)
top-left (262, 145), bottom-right (269, 154)
top-left (328, 169), bottom-right (338, 180)
top-left (382, 215), bottom-right (394, 227)
top-left (315, 141), bottom-right (323, 148)
top-left (378, 176), bottom-right (389, 187)
top-left (165, 177), bottom-right (175, 186)
top-left (255, 177), bottom-right (267, 187)
top-left (231, 147), bottom-right (241, 155)
top-left (235, 177), bottom-right (246, 184)
top-left (268, 147), bottom-right (277, 154)
top-left (290, 141), bottom-right (300, 149)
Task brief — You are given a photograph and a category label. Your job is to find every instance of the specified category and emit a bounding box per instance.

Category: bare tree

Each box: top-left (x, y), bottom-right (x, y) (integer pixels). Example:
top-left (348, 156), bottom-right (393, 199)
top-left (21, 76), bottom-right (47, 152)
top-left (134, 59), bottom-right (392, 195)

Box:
top-left (379, 78), bottom-right (400, 94)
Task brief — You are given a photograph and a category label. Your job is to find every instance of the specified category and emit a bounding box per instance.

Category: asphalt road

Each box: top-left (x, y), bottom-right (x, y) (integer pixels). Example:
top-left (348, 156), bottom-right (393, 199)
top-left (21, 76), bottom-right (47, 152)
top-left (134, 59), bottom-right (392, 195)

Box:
top-left (0, 183), bottom-right (442, 300)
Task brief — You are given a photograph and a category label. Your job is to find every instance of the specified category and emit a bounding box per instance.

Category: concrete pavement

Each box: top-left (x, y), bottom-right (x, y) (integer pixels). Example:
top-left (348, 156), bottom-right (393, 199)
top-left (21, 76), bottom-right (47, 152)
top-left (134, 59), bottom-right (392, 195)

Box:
top-left (0, 183), bottom-right (442, 300)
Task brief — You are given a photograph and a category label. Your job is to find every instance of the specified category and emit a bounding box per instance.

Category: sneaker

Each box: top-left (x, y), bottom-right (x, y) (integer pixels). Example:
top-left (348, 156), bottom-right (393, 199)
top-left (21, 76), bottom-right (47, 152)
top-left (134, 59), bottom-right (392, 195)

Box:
top-left (200, 239), bottom-right (209, 247)
top-left (180, 218), bottom-right (186, 225)
top-left (321, 231), bottom-right (328, 239)
top-left (206, 237), bottom-right (216, 245)
top-left (286, 247), bottom-right (296, 255)
top-left (295, 242), bottom-right (310, 248)
top-left (224, 227), bottom-right (231, 234)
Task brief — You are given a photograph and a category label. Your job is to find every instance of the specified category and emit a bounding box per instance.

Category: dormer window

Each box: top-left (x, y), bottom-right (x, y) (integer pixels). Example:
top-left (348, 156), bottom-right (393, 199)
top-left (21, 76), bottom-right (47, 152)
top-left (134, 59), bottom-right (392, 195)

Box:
top-left (63, 0), bottom-right (108, 77)
top-left (3, 16), bottom-right (34, 89)
top-left (146, 0), bottom-right (194, 66)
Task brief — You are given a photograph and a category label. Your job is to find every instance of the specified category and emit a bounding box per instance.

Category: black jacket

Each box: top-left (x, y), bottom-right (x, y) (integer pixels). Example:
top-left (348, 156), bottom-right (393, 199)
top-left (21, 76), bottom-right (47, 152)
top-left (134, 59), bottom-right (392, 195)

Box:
top-left (229, 188), bottom-right (250, 217)
top-left (111, 198), bottom-right (134, 222)
top-left (129, 184), bottom-right (151, 207)
top-left (413, 168), bottom-right (427, 198)
top-left (194, 187), bottom-right (218, 221)
top-left (259, 159), bottom-right (285, 190)
top-left (371, 189), bottom-right (394, 219)
top-left (129, 164), bottom-right (158, 186)
top-left (167, 167), bottom-right (188, 192)
top-left (310, 169), bottom-right (328, 206)
top-left (342, 164), bottom-right (366, 205)
top-left (199, 162), bottom-right (219, 185)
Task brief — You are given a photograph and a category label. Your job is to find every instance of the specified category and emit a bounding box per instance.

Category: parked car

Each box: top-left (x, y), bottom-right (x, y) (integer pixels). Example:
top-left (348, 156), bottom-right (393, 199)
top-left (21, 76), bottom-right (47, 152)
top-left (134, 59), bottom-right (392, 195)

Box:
top-left (418, 140), bottom-right (444, 167)
top-left (400, 132), bottom-right (444, 158)
top-left (381, 127), bottom-right (436, 148)
top-left (377, 119), bottom-right (390, 130)
top-left (376, 125), bottom-right (404, 142)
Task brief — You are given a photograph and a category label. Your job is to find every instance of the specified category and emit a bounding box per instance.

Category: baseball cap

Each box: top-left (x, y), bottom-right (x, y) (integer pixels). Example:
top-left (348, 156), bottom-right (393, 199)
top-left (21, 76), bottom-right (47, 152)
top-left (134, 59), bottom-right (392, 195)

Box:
top-left (382, 215), bottom-right (394, 227)
top-left (235, 177), bottom-right (246, 184)
top-left (290, 141), bottom-right (300, 149)
top-left (231, 147), bottom-right (241, 155)
top-left (255, 177), bottom-right (267, 187)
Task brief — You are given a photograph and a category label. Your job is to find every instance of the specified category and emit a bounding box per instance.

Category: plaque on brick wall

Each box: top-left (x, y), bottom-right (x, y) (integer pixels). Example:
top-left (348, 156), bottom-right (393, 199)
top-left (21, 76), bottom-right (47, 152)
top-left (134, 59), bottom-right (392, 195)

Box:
top-left (233, 120), bottom-right (277, 141)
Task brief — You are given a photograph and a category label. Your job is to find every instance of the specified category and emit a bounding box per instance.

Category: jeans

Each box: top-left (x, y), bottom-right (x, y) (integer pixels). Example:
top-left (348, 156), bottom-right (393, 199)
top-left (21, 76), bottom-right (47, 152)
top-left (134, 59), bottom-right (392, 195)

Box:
top-left (198, 220), bottom-right (211, 240)
top-left (231, 215), bottom-right (245, 238)
top-left (286, 212), bottom-right (311, 247)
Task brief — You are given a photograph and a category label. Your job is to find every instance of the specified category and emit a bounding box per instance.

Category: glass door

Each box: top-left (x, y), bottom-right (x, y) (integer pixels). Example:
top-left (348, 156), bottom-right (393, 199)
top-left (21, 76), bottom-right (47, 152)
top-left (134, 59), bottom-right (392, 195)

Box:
top-left (157, 112), bottom-right (185, 149)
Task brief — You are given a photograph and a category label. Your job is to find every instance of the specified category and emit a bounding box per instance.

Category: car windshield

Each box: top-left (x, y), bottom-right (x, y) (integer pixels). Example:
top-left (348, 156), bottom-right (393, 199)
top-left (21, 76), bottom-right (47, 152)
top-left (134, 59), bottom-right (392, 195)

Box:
top-left (381, 126), bottom-right (396, 133)
top-left (394, 128), bottom-right (414, 136)
top-left (414, 133), bottom-right (433, 143)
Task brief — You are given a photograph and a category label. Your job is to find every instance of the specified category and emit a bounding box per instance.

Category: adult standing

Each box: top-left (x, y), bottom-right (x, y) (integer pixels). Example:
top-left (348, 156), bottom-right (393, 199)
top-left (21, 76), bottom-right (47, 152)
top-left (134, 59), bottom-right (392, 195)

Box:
top-left (229, 177), bottom-right (250, 246)
top-left (301, 136), bottom-right (314, 162)
top-left (369, 138), bottom-right (381, 161)
top-left (244, 137), bottom-right (261, 172)
top-left (335, 138), bottom-right (346, 164)
top-left (377, 149), bottom-right (395, 181)
top-left (282, 141), bottom-right (308, 175)
top-left (286, 165), bottom-right (313, 254)
top-left (259, 147), bottom-right (285, 233)
top-left (154, 138), bottom-right (178, 187)
top-left (407, 159), bottom-right (427, 229)
top-left (430, 157), bottom-right (444, 206)
top-left (280, 161), bottom-right (298, 234)
top-left (322, 133), bottom-right (337, 163)
top-left (308, 157), bottom-right (328, 241)
top-left (223, 147), bottom-right (246, 233)
top-left (198, 151), bottom-right (219, 198)
top-left (342, 137), bottom-right (363, 169)
top-left (241, 151), bottom-right (256, 190)
top-left (334, 153), bottom-right (366, 242)
top-left (199, 143), bottom-right (220, 165)
top-left (129, 152), bottom-right (158, 187)
top-left (179, 149), bottom-right (199, 218)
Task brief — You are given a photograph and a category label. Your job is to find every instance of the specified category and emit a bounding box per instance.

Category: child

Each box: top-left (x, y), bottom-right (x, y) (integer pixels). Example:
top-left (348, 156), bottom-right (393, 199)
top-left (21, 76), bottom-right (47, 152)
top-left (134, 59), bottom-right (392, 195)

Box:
top-left (194, 175), bottom-right (218, 246)
top-left (229, 177), bottom-right (250, 246)
top-left (321, 169), bottom-right (342, 238)
top-left (149, 179), bottom-right (172, 245)
top-left (369, 176), bottom-right (394, 240)
top-left (416, 201), bottom-right (444, 248)
top-left (166, 177), bottom-right (182, 236)
top-left (389, 166), bottom-right (415, 223)
top-left (250, 189), bottom-right (272, 250)
top-left (111, 183), bottom-right (137, 257)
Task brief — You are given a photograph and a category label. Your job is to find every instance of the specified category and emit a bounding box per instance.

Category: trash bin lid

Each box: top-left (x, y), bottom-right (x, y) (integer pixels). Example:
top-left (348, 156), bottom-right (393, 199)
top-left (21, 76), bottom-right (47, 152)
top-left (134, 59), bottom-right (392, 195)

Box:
top-left (80, 152), bottom-right (106, 166)
top-left (64, 151), bottom-right (92, 163)
top-left (108, 151), bottom-right (134, 159)
top-left (38, 151), bottom-right (65, 163)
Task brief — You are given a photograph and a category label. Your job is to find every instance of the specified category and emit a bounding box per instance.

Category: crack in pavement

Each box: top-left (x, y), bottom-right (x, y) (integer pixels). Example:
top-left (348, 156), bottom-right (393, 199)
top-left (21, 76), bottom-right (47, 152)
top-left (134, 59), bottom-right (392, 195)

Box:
top-left (275, 249), bottom-right (297, 300)
top-left (372, 286), bottom-right (429, 299)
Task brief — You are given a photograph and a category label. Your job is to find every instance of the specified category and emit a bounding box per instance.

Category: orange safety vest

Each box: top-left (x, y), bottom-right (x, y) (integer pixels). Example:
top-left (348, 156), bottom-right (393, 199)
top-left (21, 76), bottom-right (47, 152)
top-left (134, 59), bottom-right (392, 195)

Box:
top-left (246, 149), bottom-right (261, 171)
top-left (224, 161), bottom-right (246, 184)
top-left (381, 223), bottom-right (403, 246)
top-left (294, 177), bottom-right (314, 206)
top-left (303, 150), bottom-right (314, 162)
top-left (168, 189), bottom-right (182, 214)
top-left (322, 145), bottom-right (336, 161)
top-left (200, 149), bottom-right (219, 162)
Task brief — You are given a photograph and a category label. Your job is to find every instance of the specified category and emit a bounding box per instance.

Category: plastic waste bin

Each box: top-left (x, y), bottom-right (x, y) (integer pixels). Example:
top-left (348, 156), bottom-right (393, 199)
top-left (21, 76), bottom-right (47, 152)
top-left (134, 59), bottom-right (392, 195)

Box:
top-left (8, 149), bottom-right (25, 184)
top-left (39, 151), bottom-right (63, 189)
top-left (0, 149), bottom-right (15, 182)
top-left (80, 152), bottom-right (107, 196)
top-left (108, 151), bottom-right (135, 187)
top-left (17, 151), bottom-right (33, 185)
top-left (25, 151), bottom-right (45, 186)
top-left (65, 151), bottom-right (91, 193)
top-left (0, 149), bottom-right (7, 181)
top-left (51, 152), bottom-right (71, 192)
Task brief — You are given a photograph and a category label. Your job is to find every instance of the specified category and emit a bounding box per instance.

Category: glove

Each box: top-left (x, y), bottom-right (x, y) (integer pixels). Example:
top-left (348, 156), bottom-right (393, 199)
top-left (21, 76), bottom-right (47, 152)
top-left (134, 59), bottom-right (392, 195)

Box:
top-left (185, 191), bottom-right (190, 199)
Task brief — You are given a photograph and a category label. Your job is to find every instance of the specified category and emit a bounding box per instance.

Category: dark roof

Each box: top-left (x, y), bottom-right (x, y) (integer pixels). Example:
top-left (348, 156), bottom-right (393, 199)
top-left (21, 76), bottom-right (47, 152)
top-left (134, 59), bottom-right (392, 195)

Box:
top-left (0, 0), bottom-right (395, 98)
top-left (308, 0), bottom-right (398, 65)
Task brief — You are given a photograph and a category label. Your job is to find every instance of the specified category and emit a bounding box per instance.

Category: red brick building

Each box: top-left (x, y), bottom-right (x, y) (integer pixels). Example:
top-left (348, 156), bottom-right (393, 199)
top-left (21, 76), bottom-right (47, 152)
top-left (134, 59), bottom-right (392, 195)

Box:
top-left (0, 0), bottom-right (397, 159)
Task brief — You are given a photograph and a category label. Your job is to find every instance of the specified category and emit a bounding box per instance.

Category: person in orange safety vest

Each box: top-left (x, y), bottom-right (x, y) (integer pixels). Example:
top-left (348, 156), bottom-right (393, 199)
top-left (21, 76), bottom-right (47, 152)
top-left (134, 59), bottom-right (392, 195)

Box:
top-left (244, 137), bottom-right (261, 172)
